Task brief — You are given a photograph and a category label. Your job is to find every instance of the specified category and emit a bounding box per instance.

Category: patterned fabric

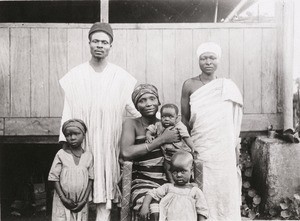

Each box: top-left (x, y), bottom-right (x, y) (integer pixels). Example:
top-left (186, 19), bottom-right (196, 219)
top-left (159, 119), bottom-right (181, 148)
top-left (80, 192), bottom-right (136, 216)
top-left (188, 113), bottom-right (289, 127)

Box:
top-left (131, 136), bottom-right (167, 212)
top-left (189, 78), bottom-right (243, 221)
top-left (131, 84), bottom-right (160, 108)
top-left (48, 149), bottom-right (94, 221)
top-left (59, 62), bottom-right (139, 204)
top-left (148, 183), bottom-right (209, 221)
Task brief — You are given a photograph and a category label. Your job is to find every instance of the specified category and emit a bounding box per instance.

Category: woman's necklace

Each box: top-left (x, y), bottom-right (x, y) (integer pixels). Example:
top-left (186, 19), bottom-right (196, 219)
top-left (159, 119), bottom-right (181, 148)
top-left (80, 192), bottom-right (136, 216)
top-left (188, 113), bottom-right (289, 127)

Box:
top-left (199, 74), bottom-right (217, 85)
top-left (70, 149), bottom-right (82, 158)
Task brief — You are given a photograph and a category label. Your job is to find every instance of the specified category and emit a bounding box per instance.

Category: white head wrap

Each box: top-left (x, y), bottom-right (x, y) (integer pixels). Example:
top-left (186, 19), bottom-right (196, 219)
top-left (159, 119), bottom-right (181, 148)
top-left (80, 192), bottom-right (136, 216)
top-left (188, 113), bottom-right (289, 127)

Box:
top-left (196, 42), bottom-right (222, 59)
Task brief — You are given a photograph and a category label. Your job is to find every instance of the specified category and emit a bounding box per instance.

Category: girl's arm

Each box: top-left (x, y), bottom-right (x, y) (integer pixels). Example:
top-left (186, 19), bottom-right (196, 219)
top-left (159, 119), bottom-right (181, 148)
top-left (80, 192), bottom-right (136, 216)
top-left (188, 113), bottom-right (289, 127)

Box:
top-left (120, 119), bottom-right (180, 161)
top-left (54, 181), bottom-right (77, 210)
top-left (72, 179), bottom-right (93, 212)
top-left (139, 194), bottom-right (153, 218)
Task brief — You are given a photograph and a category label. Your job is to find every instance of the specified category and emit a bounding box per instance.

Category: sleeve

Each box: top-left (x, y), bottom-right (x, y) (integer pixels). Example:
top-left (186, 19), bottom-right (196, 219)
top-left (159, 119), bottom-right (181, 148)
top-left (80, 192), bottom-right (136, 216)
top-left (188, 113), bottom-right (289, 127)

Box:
top-left (87, 153), bottom-right (94, 180)
top-left (48, 152), bottom-right (63, 181)
top-left (176, 121), bottom-right (190, 138)
top-left (58, 96), bottom-right (72, 142)
top-left (193, 187), bottom-right (209, 218)
top-left (148, 184), bottom-right (169, 201)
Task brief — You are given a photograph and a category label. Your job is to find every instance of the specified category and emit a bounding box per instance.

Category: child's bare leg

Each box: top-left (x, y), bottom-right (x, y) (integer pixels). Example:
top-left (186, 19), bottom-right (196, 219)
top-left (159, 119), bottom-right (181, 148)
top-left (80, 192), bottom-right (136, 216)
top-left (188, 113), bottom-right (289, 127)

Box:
top-left (164, 160), bottom-right (174, 183)
top-left (149, 199), bottom-right (159, 221)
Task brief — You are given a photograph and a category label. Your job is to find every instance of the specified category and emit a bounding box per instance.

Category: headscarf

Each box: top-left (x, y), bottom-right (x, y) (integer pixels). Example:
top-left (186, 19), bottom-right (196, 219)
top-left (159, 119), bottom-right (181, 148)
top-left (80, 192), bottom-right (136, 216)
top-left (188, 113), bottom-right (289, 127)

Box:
top-left (88, 22), bottom-right (114, 42)
top-left (196, 42), bottom-right (222, 59)
top-left (62, 119), bottom-right (87, 135)
top-left (132, 84), bottom-right (160, 108)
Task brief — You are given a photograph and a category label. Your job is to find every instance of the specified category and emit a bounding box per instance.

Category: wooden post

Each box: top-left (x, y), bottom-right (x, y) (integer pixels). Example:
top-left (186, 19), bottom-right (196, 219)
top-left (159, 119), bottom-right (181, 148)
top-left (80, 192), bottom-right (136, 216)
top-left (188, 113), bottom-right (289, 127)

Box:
top-left (281, 0), bottom-right (294, 130)
top-left (100, 0), bottom-right (109, 23)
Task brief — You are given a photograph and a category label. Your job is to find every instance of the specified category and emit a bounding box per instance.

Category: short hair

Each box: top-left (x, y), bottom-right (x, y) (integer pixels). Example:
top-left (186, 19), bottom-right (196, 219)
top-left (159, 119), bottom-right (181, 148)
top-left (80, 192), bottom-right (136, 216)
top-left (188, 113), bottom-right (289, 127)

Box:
top-left (160, 103), bottom-right (179, 115)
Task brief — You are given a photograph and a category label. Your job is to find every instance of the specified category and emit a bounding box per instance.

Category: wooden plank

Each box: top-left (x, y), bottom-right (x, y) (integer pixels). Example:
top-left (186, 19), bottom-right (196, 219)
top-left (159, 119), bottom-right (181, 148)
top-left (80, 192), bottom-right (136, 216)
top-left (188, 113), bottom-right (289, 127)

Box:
top-left (67, 29), bottom-right (83, 70)
top-left (0, 23), bottom-right (276, 29)
top-left (4, 118), bottom-right (61, 136)
top-left (10, 28), bottom-right (31, 117)
top-left (109, 29), bottom-right (127, 70)
top-left (146, 30), bottom-right (163, 101)
top-left (162, 30), bottom-right (176, 104)
top-left (175, 29), bottom-right (193, 108)
top-left (31, 28), bottom-right (49, 117)
top-left (0, 118), bottom-right (4, 136)
top-left (82, 28), bottom-right (90, 62)
top-left (100, 0), bottom-right (109, 23)
top-left (229, 29), bottom-right (244, 96)
top-left (0, 135), bottom-right (59, 144)
top-left (126, 30), bottom-right (147, 84)
top-left (210, 29), bottom-right (230, 78)
top-left (0, 28), bottom-right (10, 117)
top-left (243, 28), bottom-right (262, 114)
top-left (192, 29), bottom-right (211, 77)
top-left (261, 29), bottom-right (277, 114)
top-left (241, 114), bottom-right (283, 132)
top-left (49, 28), bottom-right (67, 117)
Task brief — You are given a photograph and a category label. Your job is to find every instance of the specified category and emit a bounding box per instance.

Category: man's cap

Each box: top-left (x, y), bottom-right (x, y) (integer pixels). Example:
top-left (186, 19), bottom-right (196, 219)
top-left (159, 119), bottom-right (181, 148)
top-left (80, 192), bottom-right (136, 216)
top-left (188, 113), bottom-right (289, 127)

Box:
top-left (88, 22), bottom-right (113, 42)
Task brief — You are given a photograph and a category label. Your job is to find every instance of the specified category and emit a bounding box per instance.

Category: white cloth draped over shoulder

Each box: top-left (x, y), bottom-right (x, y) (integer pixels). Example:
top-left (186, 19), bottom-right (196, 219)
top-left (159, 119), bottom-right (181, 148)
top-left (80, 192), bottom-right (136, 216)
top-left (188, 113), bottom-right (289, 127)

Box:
top-left (189, 78), bottom-right (243, 221)
top-left (59, 62), bottom-right (139, 205)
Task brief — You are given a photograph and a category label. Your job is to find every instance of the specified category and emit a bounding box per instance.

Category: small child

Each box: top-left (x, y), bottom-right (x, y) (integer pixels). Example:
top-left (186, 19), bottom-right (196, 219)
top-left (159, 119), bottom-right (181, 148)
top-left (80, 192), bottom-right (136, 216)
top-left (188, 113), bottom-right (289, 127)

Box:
top-left (140, 151), bottom-right (209, 221)
top-left (146, 103), bottom-right (196, 183)
top-left (48, 119), bottom-right (93, 221)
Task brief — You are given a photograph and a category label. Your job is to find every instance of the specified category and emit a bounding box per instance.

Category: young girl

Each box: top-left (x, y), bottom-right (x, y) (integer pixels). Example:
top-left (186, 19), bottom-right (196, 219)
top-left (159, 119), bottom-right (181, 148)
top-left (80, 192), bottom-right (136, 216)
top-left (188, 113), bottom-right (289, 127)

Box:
top-left (48, 119), bottom-right (94, 221)
top-left (140, 151), bottom-right (209, 221)
top-left (146, 103), bottom-right (196, 183)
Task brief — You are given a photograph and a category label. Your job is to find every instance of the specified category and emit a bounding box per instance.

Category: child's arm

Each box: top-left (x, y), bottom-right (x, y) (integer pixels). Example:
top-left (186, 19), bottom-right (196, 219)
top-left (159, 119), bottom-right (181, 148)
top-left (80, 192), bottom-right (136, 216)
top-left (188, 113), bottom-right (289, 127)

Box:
top-left (183, 137), bottom-right (196, 153)
top-left (146, 124), bottom-right (157, 143)
top-left (72, 179), bottom-right (93, 213)
top-left (164, 161), bottom-right (174, 183)
top-left (139, 194), bottom-right (153, 219)
top-left (54, 181), bottom-right (77, 210)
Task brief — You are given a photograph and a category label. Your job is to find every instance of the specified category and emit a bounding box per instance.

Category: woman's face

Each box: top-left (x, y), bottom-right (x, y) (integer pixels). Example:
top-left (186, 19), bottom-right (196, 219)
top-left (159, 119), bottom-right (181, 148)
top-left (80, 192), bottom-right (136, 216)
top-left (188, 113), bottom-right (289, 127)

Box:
top-left (198, 52), bottom-right (219, 75)
top-left (136, 93), bottom-right (159, 117)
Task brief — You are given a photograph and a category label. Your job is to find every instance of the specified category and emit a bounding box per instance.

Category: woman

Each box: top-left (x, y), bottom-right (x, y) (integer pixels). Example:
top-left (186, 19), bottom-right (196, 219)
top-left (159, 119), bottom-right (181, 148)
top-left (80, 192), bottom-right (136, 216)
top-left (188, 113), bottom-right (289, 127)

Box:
top-left (120, 84), bottom-right (180, 221)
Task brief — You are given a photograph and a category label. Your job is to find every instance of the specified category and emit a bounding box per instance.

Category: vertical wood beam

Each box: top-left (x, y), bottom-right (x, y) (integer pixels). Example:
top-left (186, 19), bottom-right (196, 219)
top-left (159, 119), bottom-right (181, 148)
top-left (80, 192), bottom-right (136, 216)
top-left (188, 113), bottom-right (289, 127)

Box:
top-left (100, 0), bottom-right (109, 23)
top-left (280, 0), bottom-right (294, 130)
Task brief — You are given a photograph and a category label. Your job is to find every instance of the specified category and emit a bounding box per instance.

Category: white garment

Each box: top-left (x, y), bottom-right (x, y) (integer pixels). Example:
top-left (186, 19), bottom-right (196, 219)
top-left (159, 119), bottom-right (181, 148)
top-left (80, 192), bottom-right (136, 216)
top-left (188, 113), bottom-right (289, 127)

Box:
top-left (189, 78), bottom-right (243, 221)
top-left (96, 203), bottom-right (111, 221)
top-left (59, 62), bottom-right (139, 204)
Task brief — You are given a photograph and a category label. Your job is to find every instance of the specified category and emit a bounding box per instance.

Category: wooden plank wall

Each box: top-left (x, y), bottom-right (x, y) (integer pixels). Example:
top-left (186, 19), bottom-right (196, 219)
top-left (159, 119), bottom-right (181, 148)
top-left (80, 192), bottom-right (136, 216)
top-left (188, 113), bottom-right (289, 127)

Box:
top-left (0, 23), bottom-right (282, 136)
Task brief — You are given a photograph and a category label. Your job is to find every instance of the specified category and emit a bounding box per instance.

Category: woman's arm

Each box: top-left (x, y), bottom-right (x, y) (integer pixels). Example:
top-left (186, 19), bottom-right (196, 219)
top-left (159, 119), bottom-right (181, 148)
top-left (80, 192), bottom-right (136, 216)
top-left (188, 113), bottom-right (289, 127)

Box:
top-left (181, 80), bottom-right (191, 132)
top-left (120, 119), bottom-right (180, 161)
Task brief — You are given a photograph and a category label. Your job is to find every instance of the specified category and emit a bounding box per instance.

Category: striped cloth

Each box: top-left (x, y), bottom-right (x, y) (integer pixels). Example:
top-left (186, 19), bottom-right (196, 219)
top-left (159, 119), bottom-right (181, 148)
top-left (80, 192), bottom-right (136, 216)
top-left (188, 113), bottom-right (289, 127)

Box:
top-left (131, 136), bottom-right (167, 212)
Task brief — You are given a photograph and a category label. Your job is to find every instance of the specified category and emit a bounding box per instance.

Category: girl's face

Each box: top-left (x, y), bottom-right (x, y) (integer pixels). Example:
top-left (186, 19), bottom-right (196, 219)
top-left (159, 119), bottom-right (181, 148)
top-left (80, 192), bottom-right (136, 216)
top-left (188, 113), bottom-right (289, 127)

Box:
top-left (161, 107), bottom-right (177, 128)
top-left (64, 127), bottom-right (85, 148)
top-left (171, 161), bottom-right (192, 186)
top-left (136, 93), bottom-right (159, 117)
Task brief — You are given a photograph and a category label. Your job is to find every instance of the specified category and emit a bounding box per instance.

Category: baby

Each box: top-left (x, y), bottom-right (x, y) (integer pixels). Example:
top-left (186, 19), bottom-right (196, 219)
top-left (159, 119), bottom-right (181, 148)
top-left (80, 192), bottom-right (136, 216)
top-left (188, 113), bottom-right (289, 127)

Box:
top-left (140, 151), bottom-right (208, 221)
top-left (146, 103), bottom-right (196, 183)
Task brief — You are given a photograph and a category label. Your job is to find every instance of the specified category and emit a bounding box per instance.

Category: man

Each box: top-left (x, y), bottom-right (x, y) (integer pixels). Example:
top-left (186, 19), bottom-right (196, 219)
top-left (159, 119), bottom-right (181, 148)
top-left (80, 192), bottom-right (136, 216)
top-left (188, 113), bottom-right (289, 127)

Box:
top-left (59, 22), bottom-right (140, 221)
top-left (181, 42), bottom-right (243, 221)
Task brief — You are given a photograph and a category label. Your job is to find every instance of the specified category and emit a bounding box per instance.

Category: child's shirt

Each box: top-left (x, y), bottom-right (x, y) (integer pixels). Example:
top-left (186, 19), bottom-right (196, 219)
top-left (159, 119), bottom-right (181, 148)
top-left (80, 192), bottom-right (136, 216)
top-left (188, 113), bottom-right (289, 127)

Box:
top-left (147, 121), bottom-right (190, 139)
top-left (148, 183), bottom-right (209, 221)
top-left (48, 149), bottom-right (94, 202)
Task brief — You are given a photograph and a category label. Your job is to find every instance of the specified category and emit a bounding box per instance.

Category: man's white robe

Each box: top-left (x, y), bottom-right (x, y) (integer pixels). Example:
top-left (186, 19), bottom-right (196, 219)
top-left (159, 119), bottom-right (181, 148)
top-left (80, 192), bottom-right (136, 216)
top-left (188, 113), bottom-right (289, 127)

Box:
top-left (59, 62), bottom-right (139, 205)
top-left (190, 78), bottom-right (243, 221)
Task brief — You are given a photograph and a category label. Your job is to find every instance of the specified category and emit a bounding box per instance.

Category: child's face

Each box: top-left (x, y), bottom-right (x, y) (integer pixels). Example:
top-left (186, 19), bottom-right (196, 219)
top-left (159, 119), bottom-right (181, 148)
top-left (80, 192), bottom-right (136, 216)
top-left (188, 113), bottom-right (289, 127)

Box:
top-left (170, 161), bottom-right (192, 186)
top-left (64, 127), bottom-right (85, 148)
top-left (161, 107), bottom-right (177, 128)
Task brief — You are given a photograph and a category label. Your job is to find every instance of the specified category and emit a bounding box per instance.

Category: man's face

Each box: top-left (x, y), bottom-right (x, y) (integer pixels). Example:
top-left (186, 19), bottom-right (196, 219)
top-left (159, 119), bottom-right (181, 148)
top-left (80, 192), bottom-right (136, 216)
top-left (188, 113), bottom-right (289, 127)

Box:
top-left (198, 52), bottom-right (219, 75)
top-left (89, 32), bottom-right (112, 59)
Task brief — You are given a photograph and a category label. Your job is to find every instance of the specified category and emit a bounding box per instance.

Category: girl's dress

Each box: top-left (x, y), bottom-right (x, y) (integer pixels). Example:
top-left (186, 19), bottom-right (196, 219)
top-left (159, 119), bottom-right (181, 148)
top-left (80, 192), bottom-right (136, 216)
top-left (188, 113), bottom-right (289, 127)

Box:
top-left (148, 183), bottom-right (209, 221)
top-left (48, 149), bottom-right (94, 221)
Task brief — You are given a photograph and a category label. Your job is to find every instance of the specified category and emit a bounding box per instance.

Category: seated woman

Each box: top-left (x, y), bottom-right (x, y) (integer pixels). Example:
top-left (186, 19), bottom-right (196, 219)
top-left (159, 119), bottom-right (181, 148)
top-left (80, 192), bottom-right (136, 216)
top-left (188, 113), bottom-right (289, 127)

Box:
top-left (120, 84), bottom-right (180, 221)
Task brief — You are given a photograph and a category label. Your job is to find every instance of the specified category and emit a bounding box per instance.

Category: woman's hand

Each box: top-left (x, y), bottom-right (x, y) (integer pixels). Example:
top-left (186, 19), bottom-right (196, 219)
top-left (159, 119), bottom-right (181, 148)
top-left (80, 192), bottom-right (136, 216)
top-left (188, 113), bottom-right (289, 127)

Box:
top-left (61, 197), bottom-right (77, 210)
top-left (160, 127), bottom-right (180, 144)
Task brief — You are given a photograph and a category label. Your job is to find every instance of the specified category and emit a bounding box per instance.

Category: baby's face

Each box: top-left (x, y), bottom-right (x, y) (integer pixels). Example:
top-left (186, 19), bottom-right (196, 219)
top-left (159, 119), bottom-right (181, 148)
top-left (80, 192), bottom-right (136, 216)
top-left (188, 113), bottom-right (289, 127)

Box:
top-left (161, 107), bottom-right (177, 128)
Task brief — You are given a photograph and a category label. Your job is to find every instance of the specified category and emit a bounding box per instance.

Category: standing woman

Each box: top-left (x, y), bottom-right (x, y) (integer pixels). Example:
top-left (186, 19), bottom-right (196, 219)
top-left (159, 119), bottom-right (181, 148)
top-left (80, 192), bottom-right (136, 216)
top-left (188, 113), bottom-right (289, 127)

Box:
top-left (120, 84), bottom-right (180, 221)
top-left (181, 42), bottom-right (243, 221)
